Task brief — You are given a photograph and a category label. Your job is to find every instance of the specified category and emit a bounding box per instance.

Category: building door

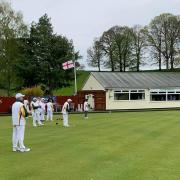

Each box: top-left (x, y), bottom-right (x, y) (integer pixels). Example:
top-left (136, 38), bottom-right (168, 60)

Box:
top-left (85, 94), bottom-right (95, 110)
top-left (78, 91), bottom-right (106, 111)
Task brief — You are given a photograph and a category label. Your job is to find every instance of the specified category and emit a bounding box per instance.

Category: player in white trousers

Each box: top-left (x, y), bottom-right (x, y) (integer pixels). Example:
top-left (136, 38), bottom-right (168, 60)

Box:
top-left (39, 98), bottom-right (46, 122)
top-left (46, 99), bottom-right (54, 121)
top-left (62, 99), bottom-right (72, 127)
top-left (12, 93), bottom-right (30, 152)
top-left (37, 97), bottom-right (45, 124)
top-left (31, 98), bottom-right (43, 127)
top-left (83, 99), bottom-right (89, 119)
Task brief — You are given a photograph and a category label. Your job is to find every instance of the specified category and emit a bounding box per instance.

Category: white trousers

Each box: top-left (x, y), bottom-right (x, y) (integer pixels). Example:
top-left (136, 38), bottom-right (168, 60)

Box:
top-left (12, 125), bottom-right (25, 149)
top-left (40, 110), bottom-right (45, 121)
top-left (63, 114), bottom-right (69, 126)
top-left (32, 111), bottom-right (42, 126)
top-left (47, 110), bottom-right (53, 121)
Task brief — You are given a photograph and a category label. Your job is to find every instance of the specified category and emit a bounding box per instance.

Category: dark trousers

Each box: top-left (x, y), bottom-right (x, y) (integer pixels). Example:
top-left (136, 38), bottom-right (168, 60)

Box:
top-left (84, 111), bottom-right (88, 118)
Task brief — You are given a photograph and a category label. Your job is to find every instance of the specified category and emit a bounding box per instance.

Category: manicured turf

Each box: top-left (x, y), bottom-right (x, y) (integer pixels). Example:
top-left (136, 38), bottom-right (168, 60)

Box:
top-left (1, 111), bottom-right (180, 180)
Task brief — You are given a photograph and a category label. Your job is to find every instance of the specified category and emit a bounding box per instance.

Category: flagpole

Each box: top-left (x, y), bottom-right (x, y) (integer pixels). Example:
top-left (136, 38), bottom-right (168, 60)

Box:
top-left (74, 54), bottom-right (77, 95)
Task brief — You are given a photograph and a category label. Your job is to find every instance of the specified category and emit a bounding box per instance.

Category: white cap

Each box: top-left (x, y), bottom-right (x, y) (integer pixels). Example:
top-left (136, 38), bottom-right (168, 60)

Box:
top-left (15, 93), bottom-right (25, 99)
top-left (67, 99), bottom-right (72, 102)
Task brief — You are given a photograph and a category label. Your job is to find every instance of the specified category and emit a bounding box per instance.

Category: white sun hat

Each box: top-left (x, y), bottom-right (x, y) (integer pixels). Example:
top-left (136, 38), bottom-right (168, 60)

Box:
top-left (15, 93), bottom-right (25, 99)
top-left (67, 99), bottom-right (72, 102)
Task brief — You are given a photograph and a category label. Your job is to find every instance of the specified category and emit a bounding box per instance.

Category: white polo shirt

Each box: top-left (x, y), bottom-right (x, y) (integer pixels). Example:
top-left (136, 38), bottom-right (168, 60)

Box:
top-left (62, 102), bottom-right (69, 115)
top-left (12, 101), bottom-right (26, 126)
top-left (31, 101), bottom-right (39, 113)
top-left (40, 102), bottom-right (46, 111)
top-left (47, 102), bottom-right (53, 111)
top-left (84, 101), bottom-right (89, 111)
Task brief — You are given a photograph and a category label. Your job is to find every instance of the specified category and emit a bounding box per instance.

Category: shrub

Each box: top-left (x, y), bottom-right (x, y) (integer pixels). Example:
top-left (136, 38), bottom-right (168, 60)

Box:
top-left (21, 86), bottom-right (44, 96)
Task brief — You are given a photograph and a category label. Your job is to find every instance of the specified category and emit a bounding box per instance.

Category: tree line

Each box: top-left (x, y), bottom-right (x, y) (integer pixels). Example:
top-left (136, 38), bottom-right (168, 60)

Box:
top-left (0, 1), bottom-right (80, 95)
top-left (87, 13), bottom-right (180, 72)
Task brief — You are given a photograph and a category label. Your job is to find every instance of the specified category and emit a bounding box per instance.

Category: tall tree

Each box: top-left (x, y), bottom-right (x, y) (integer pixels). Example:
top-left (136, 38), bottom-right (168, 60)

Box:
top-left (131, 25), bottom-right (147, 71)
top-left (108, 26), bottom-right (134, 71)
top-left (146, 22), bottom-right (163, 70)
top-left (100, 29), bottom-right (116, 71)
top-left (110, 26), bottom-right (125, 72)
top-left (0, 1), bottom-right (28, 95)
top-left (17, 14), bottom-right (76, 93)
top-left (87, 38), bottom-right (104, 71)
top-left (147, 13), bottom-right (180, 70)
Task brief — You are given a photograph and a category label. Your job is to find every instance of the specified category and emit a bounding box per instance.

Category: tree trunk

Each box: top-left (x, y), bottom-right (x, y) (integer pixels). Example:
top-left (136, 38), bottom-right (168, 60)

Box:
top-left (170, 42), bottom-right (175, 70)
top-left (166, 58), bottom-right (169, 70)
top-left (170, 57), bottom-right (174, 70)
top-left (98, 59), bottom-right (101, 71)
top-left (137, 59), bottom-right (139, 72)
top-left (136, 51), bottom-right (140, 72)
top-left (98, 66), bottom-right (101, 72)
top-left (123, 51), bottom-right (128, 72)
top-left (120, 60), bottom-right (122, 72)
top-left (118, 47), bottom-right (123, 72)
top-left (110, 52), bottom-right (114, 72)
top-left (158, 50), bottom-right (161, 71)
top-left (123, 58), bottom-right (126, 72)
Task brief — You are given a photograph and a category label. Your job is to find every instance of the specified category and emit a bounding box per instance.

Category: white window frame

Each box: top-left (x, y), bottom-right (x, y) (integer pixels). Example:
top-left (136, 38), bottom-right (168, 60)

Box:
top-left (150, 89), bottom-right (180, 101)
top-left (114, 89), bottom-right (145, 101)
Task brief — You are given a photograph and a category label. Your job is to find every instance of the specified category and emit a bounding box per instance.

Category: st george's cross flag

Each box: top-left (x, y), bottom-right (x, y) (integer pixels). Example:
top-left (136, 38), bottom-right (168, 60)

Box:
top-left (62, 60), bottom-right (74, 70)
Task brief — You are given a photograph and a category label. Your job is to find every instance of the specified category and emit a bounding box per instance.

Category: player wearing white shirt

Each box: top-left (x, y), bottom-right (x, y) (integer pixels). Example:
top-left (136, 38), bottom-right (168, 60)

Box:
top-left (12, 93), bottom-right (30, 152)
top-left (61, 99), bottom-right (72, 127)
top-left (39, 98), bottom-right (46, 122)
top-left (24, 100), bottom-right (31, 115)
top-left (83, 99), bottom-right (89, 119)
top-left (37, 97), bottom-right (42, 122)
top-left (46, 99), bottom-right (54, 121)
top-left (31, 98), bottom-right (43, 127)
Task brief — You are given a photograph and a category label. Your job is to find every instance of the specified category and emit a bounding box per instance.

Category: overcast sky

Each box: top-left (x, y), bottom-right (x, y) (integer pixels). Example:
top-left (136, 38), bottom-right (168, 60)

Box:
top-left (10, 0), bottom-right (180, 70)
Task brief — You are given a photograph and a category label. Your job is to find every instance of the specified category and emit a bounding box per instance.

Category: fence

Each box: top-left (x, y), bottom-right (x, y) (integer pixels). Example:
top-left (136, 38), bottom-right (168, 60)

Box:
top-left (0, 90), bottom-right (106, 113)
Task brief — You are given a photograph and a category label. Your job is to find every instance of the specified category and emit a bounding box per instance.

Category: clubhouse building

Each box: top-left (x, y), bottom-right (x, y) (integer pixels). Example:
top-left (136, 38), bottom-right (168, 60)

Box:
top-left (82, 72), bottom-right (180, 110)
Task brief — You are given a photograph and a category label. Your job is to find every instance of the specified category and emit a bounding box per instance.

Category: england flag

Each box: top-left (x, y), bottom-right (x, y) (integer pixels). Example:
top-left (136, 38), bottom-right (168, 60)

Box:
top-left (62, 60), bottom-right (74, 70)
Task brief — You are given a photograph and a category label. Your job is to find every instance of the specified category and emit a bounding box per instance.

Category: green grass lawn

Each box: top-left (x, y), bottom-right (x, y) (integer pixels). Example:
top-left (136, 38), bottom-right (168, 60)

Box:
top-left (1, 111), bottom-right (180, 180)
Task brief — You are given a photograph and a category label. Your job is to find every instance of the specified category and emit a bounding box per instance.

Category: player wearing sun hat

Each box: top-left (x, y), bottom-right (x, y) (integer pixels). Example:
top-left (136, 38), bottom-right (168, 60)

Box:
top-left (61, 99), bottom-right (72, 127)
top-left (30, 97), bottom-right (43, 127)
top-left (46, 98), bottom-right (54, 121)
top-left (12, 93), bottom-right (30, 152)
top-left (39, 98), bottom-right (46, 122)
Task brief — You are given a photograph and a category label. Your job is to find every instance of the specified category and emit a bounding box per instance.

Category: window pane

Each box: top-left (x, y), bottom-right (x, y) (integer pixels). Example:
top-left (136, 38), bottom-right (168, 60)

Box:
top-left (131, 90), bottom-right (137, 92)
top-left (158, 91), bottom-right (166, 94)
top-left (167, 91), bottom-right (175, 94)
top-left (150, 92), bottom-right (158, 94)
top-left (168, 94), bottom-right (180, 101)
top-left (151, 94), bottom-right (166, 101)
top-left (139, 90), bottom-right (145, 93)
top-left (114, 91), bottom-right (121, 93)
top-left (130, 93), bottom-right (145, 100)
top-left (122, 90), bottom-right (129, 93)
top-left (114, 93), bottom-right (129, 100)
